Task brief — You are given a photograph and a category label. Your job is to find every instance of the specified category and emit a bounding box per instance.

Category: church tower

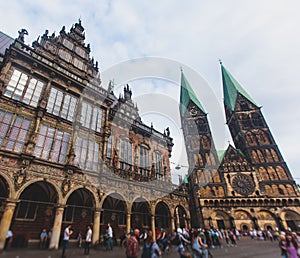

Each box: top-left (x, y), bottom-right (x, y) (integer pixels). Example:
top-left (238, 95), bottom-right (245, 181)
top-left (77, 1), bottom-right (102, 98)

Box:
top-left (180, 71), bottom-right (222, 227)
top-left (222, 63), bottom-right (299, 199)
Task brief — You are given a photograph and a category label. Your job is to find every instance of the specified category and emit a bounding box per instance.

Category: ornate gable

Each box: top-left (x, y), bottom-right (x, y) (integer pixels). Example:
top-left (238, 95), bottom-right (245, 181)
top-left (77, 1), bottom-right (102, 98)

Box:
top-left (31, 19), bottom-right (100, 88)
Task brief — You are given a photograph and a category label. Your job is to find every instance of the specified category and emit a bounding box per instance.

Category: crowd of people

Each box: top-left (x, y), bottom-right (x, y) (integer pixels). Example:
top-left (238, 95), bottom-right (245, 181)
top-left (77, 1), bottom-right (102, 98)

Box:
top-left (4, 224), bottom-right (300, 258)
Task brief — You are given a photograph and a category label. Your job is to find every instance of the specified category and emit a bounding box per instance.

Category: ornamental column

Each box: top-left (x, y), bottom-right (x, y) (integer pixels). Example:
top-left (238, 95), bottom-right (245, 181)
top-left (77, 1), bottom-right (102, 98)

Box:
top-left (151, 214), bottom-right (156, 242)
top-left (0, 200), bottom-right (17, 251)
top-left (93, 209), bottom-right (101, 245)
top-left (126, 213), bottom-right (131, 234)
top-left (49, 206), bottom-right (64, 249)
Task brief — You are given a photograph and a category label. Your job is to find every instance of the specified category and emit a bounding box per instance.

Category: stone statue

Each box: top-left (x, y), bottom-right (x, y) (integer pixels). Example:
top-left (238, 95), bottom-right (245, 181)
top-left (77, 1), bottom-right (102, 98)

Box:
top-left (17, 28), bottom-right (28, 43)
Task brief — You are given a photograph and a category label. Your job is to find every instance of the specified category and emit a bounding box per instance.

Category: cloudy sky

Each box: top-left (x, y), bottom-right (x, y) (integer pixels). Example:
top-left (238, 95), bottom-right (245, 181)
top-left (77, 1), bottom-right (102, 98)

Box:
top-left (1, 0), bottom-right (299, 184)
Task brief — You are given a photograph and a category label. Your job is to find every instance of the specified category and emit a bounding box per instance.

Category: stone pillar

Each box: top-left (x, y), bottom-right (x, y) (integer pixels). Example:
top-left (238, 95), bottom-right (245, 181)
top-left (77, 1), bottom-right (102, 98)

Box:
top-left (49, 206), bottom-right (64, 249)
top-left (151, 214), bottom-right (156, 241)
top-left (0, 201), bottom-right (16, 251)
top-left (93, 210), bottom-right (101, 245)
top-left (126, 213), bottom-right (131, 234)
top-left (171, 217), bottom-right (175, 233)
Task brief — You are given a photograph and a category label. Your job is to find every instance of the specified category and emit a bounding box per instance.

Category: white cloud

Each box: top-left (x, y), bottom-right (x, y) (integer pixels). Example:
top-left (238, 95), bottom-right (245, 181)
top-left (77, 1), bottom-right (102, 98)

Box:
top-left (0, 0), bottom-right (300, 183)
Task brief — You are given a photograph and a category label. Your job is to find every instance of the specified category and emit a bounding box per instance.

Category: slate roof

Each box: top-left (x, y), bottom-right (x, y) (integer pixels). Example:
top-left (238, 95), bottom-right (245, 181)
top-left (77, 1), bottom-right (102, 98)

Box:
top-left (0, 31), bottom-right (14, 62)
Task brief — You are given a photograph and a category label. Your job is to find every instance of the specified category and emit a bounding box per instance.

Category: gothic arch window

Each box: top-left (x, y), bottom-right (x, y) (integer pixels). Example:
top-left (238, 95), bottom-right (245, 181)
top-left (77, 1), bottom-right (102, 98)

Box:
top-left (198, 154), bottom-right (204, 166)
top-left (286, 185), bottom-right (295, 195)
top-left (257, 131), bottom-right (270, 145)
top-left (201, 136), bottom-right (211, 150)
top-left (276, 166), bottom-right (288, 180)
top-left (251, 150), bottom-right (259, 163)
top-left (257, 150), bottom-right (265, 163)
top-left (278, 187), bottom-right (284, 195)
top-left (259, 167), bottom-right (269, 181)
top-left (268, 166), bottom-right (278, 180)
top-left (265, 185), bottom-right (273, 195)
top-left (211, 189), bottom-right (216, 197)
top-left (246, 132), bottom-right (257, 146)
top-left (197, 119), bottom-right (208, 132)
top-left (270, 149), bottom-right (279, 162)
top-left (252, 113), bottom-right (264, 127)
top-left (272, 185), bottom-right (279, 195)
top-left (265, 149), bottom-right (274, 162)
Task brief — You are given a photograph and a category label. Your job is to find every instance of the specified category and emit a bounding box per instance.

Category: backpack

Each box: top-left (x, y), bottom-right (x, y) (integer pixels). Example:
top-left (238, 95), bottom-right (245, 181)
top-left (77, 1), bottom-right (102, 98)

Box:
top-left (126, 237), bottom-right (137, 257)
top-left (171, 234), bottom-right (181, 246)
top-left (141, 242), bottom-right (153, 258)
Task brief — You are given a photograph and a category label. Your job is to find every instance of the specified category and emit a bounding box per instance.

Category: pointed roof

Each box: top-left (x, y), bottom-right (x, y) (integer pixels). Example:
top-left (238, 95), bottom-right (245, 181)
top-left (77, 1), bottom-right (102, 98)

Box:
top-left (221, 64), bottom-right (257, 110)
top-left (180, 70), bottom-right (205, 116)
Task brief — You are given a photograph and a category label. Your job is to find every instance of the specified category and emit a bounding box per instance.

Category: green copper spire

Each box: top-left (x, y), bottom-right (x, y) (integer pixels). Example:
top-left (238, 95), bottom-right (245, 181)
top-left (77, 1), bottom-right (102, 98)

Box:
top-left (180, 70), bottom-right (206, 116)
top-left (221, 64), bottom-right (257, 110)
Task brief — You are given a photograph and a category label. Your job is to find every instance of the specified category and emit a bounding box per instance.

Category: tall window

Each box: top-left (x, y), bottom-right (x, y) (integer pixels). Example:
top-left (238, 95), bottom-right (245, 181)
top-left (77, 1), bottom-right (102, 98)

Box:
top-left (140, 146), bottom-right (149, 176)
top-left (0, 111), bottom-right (13, 147)
top-left (120, 139), bottom-right (132, 170)
top-left (34, 124), bottom-right (70, 163)
top-left (75, 137), bottom-right (99, 171)
top-left (0, 111), bottom-right (31, 153)
top-left (46, 87), bottom-right (77, 121)
top-left (4, 69), bottom-right (44, 107)
top-left (106, 136), bottom-right (113, 163)
top-left (5, 116), bottom-right (31, 152)
top-left (80, 102), bottom-right (102, 132)
top-left (153, 151), bottom-right (162, 180)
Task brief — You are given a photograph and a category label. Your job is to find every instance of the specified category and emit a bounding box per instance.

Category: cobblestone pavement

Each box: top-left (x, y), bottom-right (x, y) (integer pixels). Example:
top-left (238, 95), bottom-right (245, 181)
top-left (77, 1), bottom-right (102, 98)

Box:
top-left (0, 237), bottom-right (280, 258)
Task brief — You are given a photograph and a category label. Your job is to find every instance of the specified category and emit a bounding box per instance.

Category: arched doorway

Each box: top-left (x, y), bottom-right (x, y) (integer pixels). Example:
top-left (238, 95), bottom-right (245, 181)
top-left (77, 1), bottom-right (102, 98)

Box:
top-left (174, 205), bottom-right (187, 229)
top-left (285, 210), bottom-right (300, 231)
top-left (12, 181), bottom-right (58, 247)
top-left (101, 193), bottom-right (127, 239)
top-left (131, 198), bottom-right (150, 231)
top-left (63, 188), bottom-right (95, 241)
top-left (155, 202), bottom-right (171, 230)
top-left (214, 211), bottom-right (231, 229)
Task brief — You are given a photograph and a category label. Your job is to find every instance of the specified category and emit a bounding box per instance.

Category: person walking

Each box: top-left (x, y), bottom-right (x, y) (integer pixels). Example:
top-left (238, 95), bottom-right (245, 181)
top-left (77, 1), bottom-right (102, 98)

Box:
top-left (61, 224), bottom-right (73, 258)
top-left (84, 225), bottom-right (92, 255)
top-left (141, 230), bottom-right (161, 258)
top-left (4, 229), bottom-right (13, 250)
top-left (125, 229), bottom-right (140, 258)
top-left (107, 223), bottom-right (113, 251)
top-left (39, 228), bottom-right (48, 249)
top-left (285, 232), bottom-right (299, 258)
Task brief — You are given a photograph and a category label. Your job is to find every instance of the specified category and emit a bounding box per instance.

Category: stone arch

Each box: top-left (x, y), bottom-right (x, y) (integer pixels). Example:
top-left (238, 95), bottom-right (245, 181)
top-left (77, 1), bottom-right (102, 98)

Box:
top-left (11, 180), bottom-right (59, 247)
top-left (0, 172), bottom-right (15, 199)
top-left (265, 185), bottom-right (273, 195)
top-left (63, 187), bottom-right (96, 238)
top-left (101, 192), bottom-right (128, 239)
top-left (63, 185), bottom-right (98, 208)
top-left (213, 210), bottom-right (232, 229)
top-left (16, 178), bottom-right (62, 203)
top-left (256, 210), bottom-right (277, 230)
top-left (155, 201), bottom-right (171, 230)
top-left (286, 185), bottom-right (295, 195)
top-left (284, 210), bottom-right (300, 231)
top-left (131, 197), bottom-right (151, 230)
top-left (268, 166), bottom-right (278, 180)
top-left (174, 205), bottom-right (188, 229)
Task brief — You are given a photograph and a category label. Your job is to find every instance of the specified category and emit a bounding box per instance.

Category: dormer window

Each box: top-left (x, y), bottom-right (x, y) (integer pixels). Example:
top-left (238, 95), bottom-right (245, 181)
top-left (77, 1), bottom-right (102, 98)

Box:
top-left (63, 39), bottom-right (74, 50)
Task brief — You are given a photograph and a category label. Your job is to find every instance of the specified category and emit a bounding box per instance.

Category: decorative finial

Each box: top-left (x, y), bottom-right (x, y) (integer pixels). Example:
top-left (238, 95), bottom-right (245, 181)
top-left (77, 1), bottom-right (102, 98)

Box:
top-left (219, 59), bottom-right (223, 65)
top-left (180, 66), bottom-right (183, 72)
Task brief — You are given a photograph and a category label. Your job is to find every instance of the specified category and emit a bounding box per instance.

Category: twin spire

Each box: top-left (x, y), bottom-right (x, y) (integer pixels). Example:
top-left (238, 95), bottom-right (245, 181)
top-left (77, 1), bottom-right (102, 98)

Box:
top-left (179, 63), bottom-right (257, 113)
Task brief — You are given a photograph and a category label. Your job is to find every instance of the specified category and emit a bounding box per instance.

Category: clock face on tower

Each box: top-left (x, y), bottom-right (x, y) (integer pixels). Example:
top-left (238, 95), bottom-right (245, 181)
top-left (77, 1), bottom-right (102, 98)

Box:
top-left (231, 174), bottom-right (255, 196)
